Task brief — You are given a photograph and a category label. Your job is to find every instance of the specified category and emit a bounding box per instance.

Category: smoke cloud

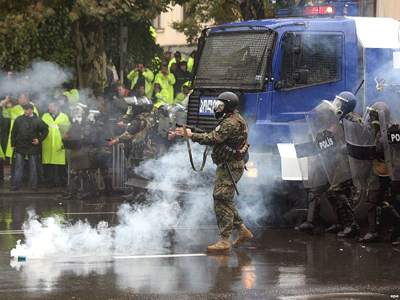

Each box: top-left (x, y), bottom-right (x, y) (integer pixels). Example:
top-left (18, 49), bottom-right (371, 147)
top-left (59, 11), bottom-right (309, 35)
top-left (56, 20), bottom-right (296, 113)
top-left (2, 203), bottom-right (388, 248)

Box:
top-left (10, 140), bottom-right (279, 260)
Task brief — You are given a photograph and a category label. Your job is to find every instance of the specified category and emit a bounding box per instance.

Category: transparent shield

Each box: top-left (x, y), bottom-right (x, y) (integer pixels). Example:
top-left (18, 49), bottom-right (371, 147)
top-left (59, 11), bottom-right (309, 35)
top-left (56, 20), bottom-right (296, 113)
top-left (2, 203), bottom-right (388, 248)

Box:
top-left (305, 101), bottom-right (352, 185)
top-left (289, 119), bottom-right (327, 188)
top-left (379, 110), bottom-right (400, 181)
top-left (343, 118), bottom-right (379, 190)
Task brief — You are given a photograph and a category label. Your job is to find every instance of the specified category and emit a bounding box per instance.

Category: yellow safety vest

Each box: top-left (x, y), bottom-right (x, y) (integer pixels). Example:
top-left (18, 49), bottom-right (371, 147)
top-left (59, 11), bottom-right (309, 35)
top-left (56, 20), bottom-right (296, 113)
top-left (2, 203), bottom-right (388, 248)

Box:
top-left (41, 112), bottom-right (71, 165)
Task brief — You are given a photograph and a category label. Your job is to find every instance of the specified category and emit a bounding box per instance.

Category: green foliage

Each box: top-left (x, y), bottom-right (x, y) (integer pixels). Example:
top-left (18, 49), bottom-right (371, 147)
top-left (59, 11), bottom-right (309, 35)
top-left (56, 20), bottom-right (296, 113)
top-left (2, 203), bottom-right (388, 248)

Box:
top-left (0, 0), bottom-right (171, 91)
top-left (172, 0), bottom-right (278, 45)
top-left (0, 3), bottom-right (75, 71)
top-left (103, 18), bottom-right (164, 74)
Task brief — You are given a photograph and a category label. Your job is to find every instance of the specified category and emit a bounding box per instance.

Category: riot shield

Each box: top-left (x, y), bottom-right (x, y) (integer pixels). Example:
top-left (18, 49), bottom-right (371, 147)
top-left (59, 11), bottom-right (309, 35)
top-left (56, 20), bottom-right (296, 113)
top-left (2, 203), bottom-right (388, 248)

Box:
top-left (343, 118), bottom-right (379, 190)
top-left (379, 110), bottom-right (400, 181)
top-left (305, 101), bottom-right (352, 185)
top-left (289, 119), bottom-right (327, 188)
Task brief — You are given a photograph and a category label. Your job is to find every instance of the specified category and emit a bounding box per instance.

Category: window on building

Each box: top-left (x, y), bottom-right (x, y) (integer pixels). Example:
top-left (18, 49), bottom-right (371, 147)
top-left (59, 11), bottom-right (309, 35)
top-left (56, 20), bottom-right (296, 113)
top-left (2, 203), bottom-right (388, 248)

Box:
top-left (278, 33), bottom-right (343, 90)
top-left (152, 14), bottom-right (163, 29)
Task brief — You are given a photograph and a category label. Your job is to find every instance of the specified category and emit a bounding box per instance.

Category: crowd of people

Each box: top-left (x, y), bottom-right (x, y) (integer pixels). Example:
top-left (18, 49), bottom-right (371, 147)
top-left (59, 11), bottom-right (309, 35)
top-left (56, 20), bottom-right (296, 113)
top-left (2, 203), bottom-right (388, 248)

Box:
top-left (0, 50), bottom-right (195, 198)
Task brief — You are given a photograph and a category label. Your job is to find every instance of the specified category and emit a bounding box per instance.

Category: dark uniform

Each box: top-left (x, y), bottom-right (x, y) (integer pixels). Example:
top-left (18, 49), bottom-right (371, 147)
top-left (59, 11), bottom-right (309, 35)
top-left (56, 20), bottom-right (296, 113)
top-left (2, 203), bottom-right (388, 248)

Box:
top-left (63, 108), bottom-right (91, 200)
top-left (325, 110), bottom-right (360, 236)
top-left (361, 102), bottom-right (400, 244)
top-left (88, 113), bottom-right (113, 198)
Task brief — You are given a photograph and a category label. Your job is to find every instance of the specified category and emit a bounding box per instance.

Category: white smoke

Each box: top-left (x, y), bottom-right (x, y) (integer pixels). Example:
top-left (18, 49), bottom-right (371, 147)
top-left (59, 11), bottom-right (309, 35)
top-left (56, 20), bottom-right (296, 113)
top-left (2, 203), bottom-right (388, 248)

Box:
top-left (10, 139), bottom-right (279, 260)
top-left (0, 61), bottom-right (72, 97)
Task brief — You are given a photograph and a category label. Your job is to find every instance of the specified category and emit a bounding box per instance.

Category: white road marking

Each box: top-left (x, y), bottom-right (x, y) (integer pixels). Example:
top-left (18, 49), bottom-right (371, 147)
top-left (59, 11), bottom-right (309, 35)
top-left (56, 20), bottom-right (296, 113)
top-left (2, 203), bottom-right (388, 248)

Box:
top-left (113, 253), bottom-right (206, 259)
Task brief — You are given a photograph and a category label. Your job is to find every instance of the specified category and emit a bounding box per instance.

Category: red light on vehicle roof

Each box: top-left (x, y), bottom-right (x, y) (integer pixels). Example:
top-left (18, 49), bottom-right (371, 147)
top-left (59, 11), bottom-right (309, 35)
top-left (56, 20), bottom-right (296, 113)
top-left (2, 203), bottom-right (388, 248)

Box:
top-left (320, 6), bottom-right (335, 14)
top-left (303, 6), bottom-right (335, 15)
top-left (303, 6), bottom-right (319, 15)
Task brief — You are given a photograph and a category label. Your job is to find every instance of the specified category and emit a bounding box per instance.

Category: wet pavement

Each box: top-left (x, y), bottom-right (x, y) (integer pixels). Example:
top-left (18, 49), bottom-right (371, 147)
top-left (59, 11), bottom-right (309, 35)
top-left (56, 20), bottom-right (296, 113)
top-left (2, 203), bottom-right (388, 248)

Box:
top-left (0, 196), bottom-right (400, 299)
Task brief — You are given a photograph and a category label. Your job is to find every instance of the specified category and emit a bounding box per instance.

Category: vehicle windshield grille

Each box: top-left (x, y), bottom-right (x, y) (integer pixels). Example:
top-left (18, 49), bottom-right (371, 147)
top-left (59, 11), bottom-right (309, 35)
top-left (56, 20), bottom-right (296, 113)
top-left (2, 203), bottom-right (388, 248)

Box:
top-left (194, 27), bottom-right (275, 91)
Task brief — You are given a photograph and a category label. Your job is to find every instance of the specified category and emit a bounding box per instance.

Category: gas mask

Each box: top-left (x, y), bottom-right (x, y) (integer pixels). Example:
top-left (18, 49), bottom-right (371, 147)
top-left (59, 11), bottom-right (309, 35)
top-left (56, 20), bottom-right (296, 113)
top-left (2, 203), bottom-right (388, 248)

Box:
top-left (331, 95), bottom-right (347, 119)
top-left (71, 110), bottom-right (84, 124)
top-left (214, 100), bottom-right (226, 119)
top-left (87, 110), bottom-right (100, 124)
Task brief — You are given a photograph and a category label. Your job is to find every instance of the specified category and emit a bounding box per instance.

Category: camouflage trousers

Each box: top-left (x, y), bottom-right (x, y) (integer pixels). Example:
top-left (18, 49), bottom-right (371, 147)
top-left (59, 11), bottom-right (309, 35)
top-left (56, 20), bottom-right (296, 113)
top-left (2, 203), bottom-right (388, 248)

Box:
top-left (213, 160), bottom-right (245, 237)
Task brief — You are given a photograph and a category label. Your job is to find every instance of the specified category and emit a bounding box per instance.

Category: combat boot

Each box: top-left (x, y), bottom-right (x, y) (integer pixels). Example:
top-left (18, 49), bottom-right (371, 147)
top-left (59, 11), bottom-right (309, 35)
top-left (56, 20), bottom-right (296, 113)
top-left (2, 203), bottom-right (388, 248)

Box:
top-left (206, 236), bottom-right (230, 253)
top-left (296, 221), bottom-right (314, 232)
top-left (232, 224), bottom-right (254, 248)
top-left (62, 192), bottom-right (77, 200)
top-left (338, 223), bottom-right (360, 238)
top-left (359, 232), bottom-right (379, 243)
top-left (326, 224), bottom-right (342, 233)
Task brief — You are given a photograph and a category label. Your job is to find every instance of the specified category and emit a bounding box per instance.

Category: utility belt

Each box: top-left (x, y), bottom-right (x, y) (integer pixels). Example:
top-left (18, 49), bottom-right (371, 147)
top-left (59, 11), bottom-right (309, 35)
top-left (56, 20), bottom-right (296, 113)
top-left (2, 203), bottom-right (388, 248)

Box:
top-left (214, 141), bottom-right (250, 162)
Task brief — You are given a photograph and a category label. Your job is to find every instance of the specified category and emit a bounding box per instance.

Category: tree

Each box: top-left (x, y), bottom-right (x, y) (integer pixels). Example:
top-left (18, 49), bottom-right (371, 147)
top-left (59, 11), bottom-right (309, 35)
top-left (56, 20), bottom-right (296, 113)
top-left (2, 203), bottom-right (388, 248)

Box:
top-left (172, 0), bottom-right (280, 45)
top-left (0, 0), bottom-right (173, 97)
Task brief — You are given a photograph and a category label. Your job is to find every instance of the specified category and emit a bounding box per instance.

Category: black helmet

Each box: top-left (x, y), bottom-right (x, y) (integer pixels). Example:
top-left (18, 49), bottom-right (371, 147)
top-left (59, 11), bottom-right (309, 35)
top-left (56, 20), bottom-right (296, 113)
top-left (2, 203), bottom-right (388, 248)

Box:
top-left (214, 91), bottom-right (239, 119)
top-left (217, 91), bottom-right (239, 111)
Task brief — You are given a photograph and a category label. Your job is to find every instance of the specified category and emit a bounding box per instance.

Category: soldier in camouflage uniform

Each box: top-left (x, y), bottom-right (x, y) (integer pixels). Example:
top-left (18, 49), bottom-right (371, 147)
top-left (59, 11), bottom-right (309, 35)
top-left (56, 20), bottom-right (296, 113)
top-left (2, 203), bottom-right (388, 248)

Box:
top-left (176, 91), bottom-right (253, 253)
top-left (109, 97), bottom-right (155, 201)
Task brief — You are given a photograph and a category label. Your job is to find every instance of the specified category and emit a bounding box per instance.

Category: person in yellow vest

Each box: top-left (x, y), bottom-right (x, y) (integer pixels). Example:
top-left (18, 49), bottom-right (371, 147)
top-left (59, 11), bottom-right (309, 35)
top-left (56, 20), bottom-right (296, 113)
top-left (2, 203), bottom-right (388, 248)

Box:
top-left (42, 101), bottom-right (71, 189)
top-left (173, 82), bottom-right (192, 104)
top-left (153, 82), bottom-right (170, 109)
top-left (187, 50), bottom-right (196, 73)
top-left (168, 51), bottom-right (186, 71)
top-left (63, 89), bottom-right (80, 110)
top-left (154, 63), bottom-right (175, 104)
top-left (0, 131), bottom-right (4, 189)
top-left (127, 63), bottom-right (154, 99)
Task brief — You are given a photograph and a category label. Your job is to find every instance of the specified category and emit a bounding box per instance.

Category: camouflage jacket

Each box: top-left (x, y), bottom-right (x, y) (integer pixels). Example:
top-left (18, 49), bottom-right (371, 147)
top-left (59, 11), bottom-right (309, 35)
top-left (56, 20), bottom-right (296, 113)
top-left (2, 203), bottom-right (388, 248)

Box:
top-left (191, 110), bottom-right (248, 165)
top-left (115, 113), bottom-right (148, 144)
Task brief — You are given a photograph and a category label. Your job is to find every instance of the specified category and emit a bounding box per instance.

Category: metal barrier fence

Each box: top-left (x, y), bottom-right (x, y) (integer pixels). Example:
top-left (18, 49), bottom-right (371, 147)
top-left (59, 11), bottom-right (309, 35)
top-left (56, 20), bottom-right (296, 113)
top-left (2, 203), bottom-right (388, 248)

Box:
top-left (112, 143), bottom-right (127, 189)
top-left (67, 143), bottom-right (127, 190)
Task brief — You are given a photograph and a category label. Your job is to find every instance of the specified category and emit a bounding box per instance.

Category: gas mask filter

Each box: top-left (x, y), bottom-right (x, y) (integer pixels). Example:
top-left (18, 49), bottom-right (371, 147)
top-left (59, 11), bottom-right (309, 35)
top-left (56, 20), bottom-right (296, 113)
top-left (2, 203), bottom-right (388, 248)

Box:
top-left (214, 100), bottom-right (226, 119)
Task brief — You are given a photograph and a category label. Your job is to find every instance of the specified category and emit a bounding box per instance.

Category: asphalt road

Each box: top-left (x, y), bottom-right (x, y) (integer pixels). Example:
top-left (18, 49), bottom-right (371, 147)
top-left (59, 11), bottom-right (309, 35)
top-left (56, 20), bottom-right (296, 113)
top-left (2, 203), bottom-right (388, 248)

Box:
top-left (0, 196), bottom-right (399, 299)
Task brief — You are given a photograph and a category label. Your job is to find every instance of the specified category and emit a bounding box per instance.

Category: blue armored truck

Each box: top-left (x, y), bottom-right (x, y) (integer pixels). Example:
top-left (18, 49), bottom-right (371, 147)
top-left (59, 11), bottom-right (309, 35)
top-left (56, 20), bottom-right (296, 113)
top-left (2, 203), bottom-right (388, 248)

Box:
top-left (186, 3), bottom-right (400, 219)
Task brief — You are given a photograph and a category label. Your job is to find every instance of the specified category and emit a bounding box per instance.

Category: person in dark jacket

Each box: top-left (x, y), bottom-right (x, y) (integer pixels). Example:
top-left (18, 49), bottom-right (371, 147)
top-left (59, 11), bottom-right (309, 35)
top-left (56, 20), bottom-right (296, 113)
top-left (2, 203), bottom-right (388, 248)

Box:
top-left (173, 61), bottom-right (191, 98)
top-left (11, 104), bottom-right (48, 191)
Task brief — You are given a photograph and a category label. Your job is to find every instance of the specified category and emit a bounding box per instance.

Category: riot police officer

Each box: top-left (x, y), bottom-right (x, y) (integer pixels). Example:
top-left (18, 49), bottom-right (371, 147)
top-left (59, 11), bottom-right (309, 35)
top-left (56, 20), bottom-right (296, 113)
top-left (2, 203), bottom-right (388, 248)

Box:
top-left (359, 102), bottom-right (400, 244)
top-left (304, 92), bottom-right (360, 237)
top-left (175, 91), bottom-right (253, 253)
top-left (87, 105), bottom-right (114, 198)
top-left (62, 104), bottom-right (92, 200)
